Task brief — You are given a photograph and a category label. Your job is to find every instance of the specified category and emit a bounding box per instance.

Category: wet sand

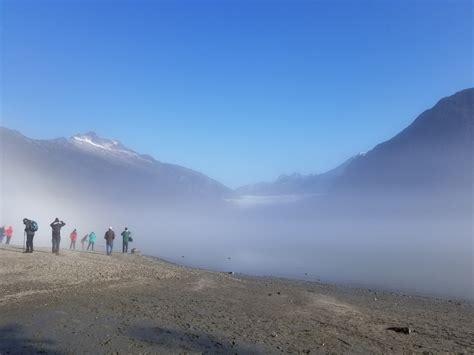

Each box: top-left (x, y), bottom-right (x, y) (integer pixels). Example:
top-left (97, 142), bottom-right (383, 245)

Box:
top-left (0, 245), bottom-right (472, 354)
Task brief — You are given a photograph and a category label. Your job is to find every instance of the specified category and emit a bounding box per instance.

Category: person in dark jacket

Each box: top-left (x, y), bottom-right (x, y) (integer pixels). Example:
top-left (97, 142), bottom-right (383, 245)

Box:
top-left (23, 218), bottom-right (36, 253)
top-left (50, 218), bottom-right (66, 255)
top-left (121, 227), bottom-right (131, 253)
top-left (0, 225), bottom-right (5, 244)
top-left (104, 227), bottom-right (115, 255)
top-left (81, 233), bottom-right (88, 250)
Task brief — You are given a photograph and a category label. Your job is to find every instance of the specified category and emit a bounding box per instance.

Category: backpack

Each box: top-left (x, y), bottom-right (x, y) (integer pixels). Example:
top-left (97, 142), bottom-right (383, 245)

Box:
top-left (30, 220), bottom-right (39, 232)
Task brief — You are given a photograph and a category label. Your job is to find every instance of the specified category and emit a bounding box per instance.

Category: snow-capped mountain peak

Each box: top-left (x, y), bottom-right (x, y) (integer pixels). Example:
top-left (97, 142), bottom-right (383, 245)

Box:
top-left (72, 132), bottom-right (124, 150)
top-left (73, 135), bottom-right (116, 150)
top-left (70, 132), bottom-right (137, 154)
top-left (70, 132), bottom-right (153, 164)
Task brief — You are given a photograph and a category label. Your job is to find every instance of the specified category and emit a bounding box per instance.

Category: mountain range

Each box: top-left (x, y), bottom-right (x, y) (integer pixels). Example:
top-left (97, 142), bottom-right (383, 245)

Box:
top-left (1, 88), bottom-right (472, 214)
top-left (0, 128), bottom-right (229, 209)
top-left (236, 88), bottom-right (473, 201)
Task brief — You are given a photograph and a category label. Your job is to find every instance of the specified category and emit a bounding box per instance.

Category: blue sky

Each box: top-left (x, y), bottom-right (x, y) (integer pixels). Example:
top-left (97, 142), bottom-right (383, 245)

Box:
top-left (1, 0), bottom-right (472, 188)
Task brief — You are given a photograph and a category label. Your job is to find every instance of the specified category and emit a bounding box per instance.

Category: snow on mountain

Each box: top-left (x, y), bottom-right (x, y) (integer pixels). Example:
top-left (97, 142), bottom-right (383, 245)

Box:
top-left (72, 132), bottom-right (127, 151)
top-left (72, 135), bottom-right (119, 151)
top-left (70, 132), bottom-right (155, 165)
top-left (0, 127), bottom-right (230, 210)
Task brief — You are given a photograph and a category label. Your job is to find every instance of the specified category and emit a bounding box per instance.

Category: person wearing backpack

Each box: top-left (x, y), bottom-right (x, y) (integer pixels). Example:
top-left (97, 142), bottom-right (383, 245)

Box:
top-left (87, 232), bottom-right (96, 251)
top-left (69, 229), bottom-right (78, 250)
top-left (5, 226), bottom-right (13, 245)
top-left (121, 227), bottom-right (132, 253)
top-left (50, 218), bottom-right (66, 255)
top-left (23, 218), bottom-right (38, 253)
top-left (104, 227), bottom-right (115, 255)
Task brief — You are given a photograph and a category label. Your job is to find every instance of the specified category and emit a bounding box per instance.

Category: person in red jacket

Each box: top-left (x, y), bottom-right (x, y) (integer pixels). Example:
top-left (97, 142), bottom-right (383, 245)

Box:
top-left (5, 226), bottom-right (13, 245)
top-left (69, 229), bottom-right (78, 250)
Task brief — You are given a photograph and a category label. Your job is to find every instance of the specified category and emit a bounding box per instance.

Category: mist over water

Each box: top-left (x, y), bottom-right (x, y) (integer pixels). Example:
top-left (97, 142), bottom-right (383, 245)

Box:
top-left (141, 208), bottom-right (472, 302)
top-left (2, 185), bottom-right (472, 301)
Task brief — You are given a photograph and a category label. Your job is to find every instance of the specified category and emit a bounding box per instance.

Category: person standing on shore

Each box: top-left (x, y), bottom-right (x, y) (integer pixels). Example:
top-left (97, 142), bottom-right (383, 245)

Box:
top-left (81, 233), bottom-right (88, 250)
top-left (70, 229), bottom-right (78, 250)
top-left (0, 225), bottom-right (5, 244)
top-left (50, 218), bottom-right (66, 255)
top-left (87, 232), bottom-right (96, 251)
top-left (121, 227), bottom-right (131, 254)
top-left (5, 226), bottom-right (13, 245)
top-left (104, 227), bottom-right (115, 255)
top-left (23, 218), bottom-right (38, 253)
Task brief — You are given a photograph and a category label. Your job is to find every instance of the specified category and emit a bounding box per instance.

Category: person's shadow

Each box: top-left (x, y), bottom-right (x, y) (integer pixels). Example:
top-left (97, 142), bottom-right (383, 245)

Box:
top-left (0, 324), bottom-right (62, 354)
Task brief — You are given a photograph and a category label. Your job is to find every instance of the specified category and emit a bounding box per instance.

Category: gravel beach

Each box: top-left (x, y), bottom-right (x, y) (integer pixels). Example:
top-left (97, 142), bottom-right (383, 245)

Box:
top-left (0, 245), bottom-right (472, 354)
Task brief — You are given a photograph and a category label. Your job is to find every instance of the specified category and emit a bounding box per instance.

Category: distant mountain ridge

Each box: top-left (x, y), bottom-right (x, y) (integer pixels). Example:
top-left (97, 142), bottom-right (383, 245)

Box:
top-left (234, 88), bottom-right (473, 199)
top-left (0, 127), bottom-right (230, 209)
top-left (235, 153), bottom-right (365, 196)
top-left (335, 88), bottom-right (473, 194)
top-left (1, 88), bottom-right (472, 209)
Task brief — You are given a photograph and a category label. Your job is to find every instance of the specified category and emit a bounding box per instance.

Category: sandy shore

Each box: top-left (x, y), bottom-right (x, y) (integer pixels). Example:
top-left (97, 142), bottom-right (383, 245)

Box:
top-left (0, 245), bottom-right (472, 354)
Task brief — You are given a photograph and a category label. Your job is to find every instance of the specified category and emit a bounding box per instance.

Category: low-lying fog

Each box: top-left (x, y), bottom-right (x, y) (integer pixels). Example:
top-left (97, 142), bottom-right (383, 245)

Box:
top-left (145, 210), bottom-right (472, 302)
top-left (1, 192), bottom-right (472, 301)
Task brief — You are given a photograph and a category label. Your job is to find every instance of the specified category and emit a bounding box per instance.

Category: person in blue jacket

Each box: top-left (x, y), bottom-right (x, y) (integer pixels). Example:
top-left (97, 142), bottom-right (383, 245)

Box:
top-left (87, 232), bottom-right (97, 251)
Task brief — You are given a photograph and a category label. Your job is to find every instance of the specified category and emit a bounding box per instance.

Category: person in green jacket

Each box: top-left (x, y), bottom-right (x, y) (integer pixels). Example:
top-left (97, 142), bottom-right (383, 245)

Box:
top-left (121, 227), bottom-right (132, 253)
top-left (87, 232), bottom-right (97, 251)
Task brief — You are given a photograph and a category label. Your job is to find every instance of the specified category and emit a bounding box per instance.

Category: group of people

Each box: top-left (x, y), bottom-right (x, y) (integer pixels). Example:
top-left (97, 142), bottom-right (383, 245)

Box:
top-left (21, 217), bottom-right (133, 255)
top-left (77, 227), bottom-right (132, 254)
top-left (0, 225), bottom-right (14, 245)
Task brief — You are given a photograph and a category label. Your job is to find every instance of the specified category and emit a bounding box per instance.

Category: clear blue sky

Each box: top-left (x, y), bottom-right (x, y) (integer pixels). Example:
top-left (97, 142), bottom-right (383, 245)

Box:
top-left (1, 0), bottom-right (472, 188)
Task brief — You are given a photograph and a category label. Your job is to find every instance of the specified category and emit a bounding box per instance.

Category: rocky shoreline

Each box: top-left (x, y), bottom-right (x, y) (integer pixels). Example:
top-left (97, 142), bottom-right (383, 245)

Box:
top-left (0, 245), bottom-right (472, 353)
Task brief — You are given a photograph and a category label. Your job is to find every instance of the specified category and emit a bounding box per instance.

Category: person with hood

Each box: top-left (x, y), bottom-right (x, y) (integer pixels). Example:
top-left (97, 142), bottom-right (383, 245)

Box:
top-left (23, 218), bottom-right (37, 253)
top-left (5, 226), bottom-right (13, 245)
top-left (104, 227), bottom-right (115, 255)
top-left (0, 225), bottom-right (5, 244)
top-left (121, 227), bottom-right (132, 253)
top-left (69, 229), bottom-right (78, 250)
top-left (87, 232), bottom-right (96, 251)
top-left (81, 233), bottom-right (88, 250)
top-left (50, 218), bottom-right (66, 255)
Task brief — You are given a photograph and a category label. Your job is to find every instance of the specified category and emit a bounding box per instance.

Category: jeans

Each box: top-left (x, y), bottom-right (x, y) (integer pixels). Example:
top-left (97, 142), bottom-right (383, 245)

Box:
top-left (87, 242), bottom-right (94, 251)
top-left (123, 242), bottom-right (128, 253)
top-left (106, 241), bottom-right (113, 255)
top-left (70, 240), bottom-right (76, 250)
top-left (52, 236), bottom-right (61, 254)
top-left (6, 237), bottom-right (11, 245)
top-left (26, 234), bottom-right (34, 252)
